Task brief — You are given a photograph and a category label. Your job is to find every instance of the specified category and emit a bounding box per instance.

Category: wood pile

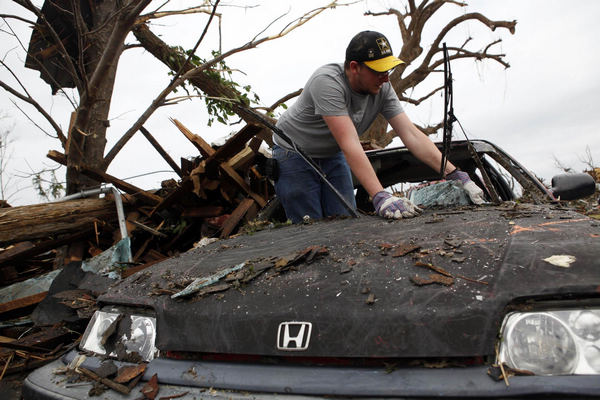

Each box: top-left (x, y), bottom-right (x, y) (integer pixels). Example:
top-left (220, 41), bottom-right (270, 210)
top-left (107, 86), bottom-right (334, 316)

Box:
top-left (0, 119), bottom-right (280, 376)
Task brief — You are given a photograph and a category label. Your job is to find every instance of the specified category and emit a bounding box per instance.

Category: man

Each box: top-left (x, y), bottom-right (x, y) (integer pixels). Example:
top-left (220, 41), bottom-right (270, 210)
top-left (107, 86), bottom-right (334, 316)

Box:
top-left (273, 31), bottom-right (484, 223)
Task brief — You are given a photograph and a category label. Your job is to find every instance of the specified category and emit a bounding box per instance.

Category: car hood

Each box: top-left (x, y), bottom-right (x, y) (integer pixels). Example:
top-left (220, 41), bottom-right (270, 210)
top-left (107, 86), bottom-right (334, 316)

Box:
top-left (100, 203), bottom-right (600, 358)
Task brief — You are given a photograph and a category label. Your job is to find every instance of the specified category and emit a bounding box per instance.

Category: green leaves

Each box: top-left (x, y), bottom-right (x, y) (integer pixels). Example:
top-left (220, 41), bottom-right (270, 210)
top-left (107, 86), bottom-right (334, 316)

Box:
top-left (171, 48), bottom-right (261, 126)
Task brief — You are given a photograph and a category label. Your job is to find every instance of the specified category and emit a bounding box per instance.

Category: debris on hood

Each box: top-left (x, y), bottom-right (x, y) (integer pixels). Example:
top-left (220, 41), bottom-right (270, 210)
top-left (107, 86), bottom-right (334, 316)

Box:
top-left (392, 243), bottom-right (421, 257)
top-left (410, 273), bottom-right (454, 286)
top-left (140, 373), bottom-right (159, 399)
top-left (167, 246), bottom-right (329, 300)
top-left (365, 293), bottom-right (377, 305)
top-left (52, 289), bottom-right (98, 319)
top-left (414, 261), bottom-right (488, 285)
top-left (114, 364), bottom-right (146, 384)
top-left (0, 323), bottom-right (79, 377)
top-left (408, 180), bottom-right (472, 207)
top-left (543, 254), bottom-right (576, 268)
top-left (171, 262), bottom-right (246, 299)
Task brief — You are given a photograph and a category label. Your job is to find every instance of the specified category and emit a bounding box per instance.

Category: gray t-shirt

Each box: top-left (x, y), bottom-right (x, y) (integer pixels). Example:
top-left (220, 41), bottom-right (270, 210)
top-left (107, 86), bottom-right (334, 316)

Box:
top-left (274, 63), bottom-right (404, 158)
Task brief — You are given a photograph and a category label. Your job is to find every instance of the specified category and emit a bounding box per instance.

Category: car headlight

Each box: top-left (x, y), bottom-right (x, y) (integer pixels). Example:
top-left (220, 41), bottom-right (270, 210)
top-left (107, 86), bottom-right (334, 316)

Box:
top-left (80, 308), bottom-right (158, 362)
top-left (498, 308), bottom-right (600, 375)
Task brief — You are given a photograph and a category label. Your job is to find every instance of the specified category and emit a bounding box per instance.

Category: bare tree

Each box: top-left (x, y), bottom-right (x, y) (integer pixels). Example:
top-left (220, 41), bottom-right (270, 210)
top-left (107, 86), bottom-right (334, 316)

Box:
top-left (1, 0), bottom-right (341, 196)
top-left (0, 115), bottom-right (16, 205)
top-left (361, 0), bottom-right (516, 148)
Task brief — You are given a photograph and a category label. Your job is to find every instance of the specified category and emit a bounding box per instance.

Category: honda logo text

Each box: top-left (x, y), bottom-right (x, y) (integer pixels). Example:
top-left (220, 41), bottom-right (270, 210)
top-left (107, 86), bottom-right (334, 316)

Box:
top-left (277, 322), bottom-right (312, 351)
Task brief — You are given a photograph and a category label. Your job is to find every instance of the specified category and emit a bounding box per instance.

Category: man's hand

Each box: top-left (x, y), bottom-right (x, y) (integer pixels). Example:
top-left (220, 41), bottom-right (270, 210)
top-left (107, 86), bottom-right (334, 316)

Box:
top-left (372, 191), bottom-right (422, 219)
top-left (447, 169), bottom-right (486, 205)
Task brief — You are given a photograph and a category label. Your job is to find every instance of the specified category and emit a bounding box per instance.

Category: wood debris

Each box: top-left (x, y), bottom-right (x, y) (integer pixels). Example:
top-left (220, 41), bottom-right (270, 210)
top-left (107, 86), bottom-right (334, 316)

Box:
top-left (0, 120), bottom-right (281, 383)
top-left (0, 323), bottom-right (78, 377)
top-left (413, 261), bottom-right (487, 286)
top-left (410, 273), bottom-right (455, 286)
top-left (392, 243), bottom-right (421, 257)
top-left (0, 120), bottom-right (278, 315)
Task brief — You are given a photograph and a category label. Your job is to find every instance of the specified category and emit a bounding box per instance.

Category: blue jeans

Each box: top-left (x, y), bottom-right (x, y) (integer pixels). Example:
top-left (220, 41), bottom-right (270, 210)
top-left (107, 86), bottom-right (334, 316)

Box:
top-left (273, 146), bottom-right (357, 223)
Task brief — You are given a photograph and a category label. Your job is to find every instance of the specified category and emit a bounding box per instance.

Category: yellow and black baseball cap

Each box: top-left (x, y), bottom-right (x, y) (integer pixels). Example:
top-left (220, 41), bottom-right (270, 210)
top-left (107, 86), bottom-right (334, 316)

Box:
top-left (345, 31), bottom-right (404, 72)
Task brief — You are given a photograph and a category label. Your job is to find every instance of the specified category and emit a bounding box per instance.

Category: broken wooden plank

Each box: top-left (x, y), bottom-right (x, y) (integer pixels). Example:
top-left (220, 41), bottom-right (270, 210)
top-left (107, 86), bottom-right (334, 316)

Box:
top-left (219, 163), bottom-right (266, 207)
top-left (139, 126), bottom-right (183, 177)
top-left (227, 146), bottom-right (255, 171)
top-left (0, 292), bottom-right (47, 318)
top-left (128, 220), bottom-right (167, 238)
top-left (170, 118), bottom-right (215, 158)
top-left (0, 341), bottom-right (53, 353)
top-left (181, 206), bottom-right (225, 218)
top-left (206, 124), bottom-right (262, 165)
top-left (0, 228), bottom-right (93, 267)
top-left (220, 198), bottom-right (255, 238)
top-left (78, 367), bottom-right (131, 395)
top-left (0, 242), bottom-right (35, 263)
top-left (149, 177), bottom-right (193, 217)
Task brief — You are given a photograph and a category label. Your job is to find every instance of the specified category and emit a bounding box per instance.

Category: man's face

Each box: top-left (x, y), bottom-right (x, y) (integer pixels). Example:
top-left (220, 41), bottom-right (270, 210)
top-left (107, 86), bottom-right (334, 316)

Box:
top-left (352, 62), bottom-right (391, 95)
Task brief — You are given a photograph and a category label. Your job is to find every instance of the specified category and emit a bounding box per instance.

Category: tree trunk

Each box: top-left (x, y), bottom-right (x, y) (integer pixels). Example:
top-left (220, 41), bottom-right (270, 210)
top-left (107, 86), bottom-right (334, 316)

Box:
top-left (66, 1), bottom-right (149, 194)
top-left (0, 198), bottom-right (118, 244)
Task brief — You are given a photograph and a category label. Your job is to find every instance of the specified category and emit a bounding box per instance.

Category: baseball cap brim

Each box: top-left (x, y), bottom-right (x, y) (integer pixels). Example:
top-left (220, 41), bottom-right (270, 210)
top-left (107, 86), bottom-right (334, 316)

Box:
top-left (363, 55), bottom-right (404, 72)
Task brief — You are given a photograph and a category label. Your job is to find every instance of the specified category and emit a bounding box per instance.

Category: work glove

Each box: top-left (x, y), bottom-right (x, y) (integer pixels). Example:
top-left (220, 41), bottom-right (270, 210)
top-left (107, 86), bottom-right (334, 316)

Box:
top-left (446, 169), bottom-right (485, 205)
top-left (372, 191), bottom-right (422, 219)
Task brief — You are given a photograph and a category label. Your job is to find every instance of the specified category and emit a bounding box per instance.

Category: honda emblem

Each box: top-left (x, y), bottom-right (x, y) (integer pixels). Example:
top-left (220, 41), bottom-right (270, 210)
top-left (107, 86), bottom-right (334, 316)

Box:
top-left (277, 322), bottom-right (312, 351)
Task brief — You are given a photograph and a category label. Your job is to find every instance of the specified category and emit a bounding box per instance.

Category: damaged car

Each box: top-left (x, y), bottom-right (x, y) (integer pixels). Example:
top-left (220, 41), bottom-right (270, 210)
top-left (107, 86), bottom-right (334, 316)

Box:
top-left (23, 139), bottom-right (600, 399)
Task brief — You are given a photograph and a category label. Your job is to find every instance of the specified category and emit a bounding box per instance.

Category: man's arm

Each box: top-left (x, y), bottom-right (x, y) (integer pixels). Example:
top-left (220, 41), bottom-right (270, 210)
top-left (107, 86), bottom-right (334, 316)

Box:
top-left (388, 112), bottom-right (456, 175)
top-left (323, 114), bottom-right (422, 218)
top-left (322, 115), bottom-right (383, 197)
top-left (389, 112), bottom-right (485, 204)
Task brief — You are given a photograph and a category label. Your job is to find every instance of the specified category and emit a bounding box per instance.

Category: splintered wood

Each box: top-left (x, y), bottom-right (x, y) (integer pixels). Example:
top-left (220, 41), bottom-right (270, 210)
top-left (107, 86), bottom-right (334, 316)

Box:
top-left (0, 119), bottom-right (276, 319)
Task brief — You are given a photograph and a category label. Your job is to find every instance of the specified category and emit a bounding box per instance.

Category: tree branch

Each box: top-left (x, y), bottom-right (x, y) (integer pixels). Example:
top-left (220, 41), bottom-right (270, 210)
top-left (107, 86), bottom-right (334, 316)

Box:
top-left (0, 13), bottom-right (35, 24)
top-left (138, 5), bottom-right (219, 23)
top-left (0, 61), bottom-right (66, 145)
top-left (266, 88), bottom-right (302, 113)
top-left (103, 1), bottom-right (343, 168)
top-left (399, 84), bottom-right (443, 106)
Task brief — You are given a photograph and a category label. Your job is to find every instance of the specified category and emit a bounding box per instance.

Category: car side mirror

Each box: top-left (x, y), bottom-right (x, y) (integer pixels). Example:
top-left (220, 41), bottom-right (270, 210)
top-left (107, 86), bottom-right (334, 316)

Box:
top-left (551, 173), bottom-right (596, 201)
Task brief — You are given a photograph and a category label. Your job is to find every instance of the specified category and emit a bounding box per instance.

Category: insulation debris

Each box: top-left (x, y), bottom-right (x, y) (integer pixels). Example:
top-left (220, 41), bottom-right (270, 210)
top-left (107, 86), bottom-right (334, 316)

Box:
top-left (543, 254), bottom-right (576, 268)
top-left (171, 262), bottom-right (246, 299)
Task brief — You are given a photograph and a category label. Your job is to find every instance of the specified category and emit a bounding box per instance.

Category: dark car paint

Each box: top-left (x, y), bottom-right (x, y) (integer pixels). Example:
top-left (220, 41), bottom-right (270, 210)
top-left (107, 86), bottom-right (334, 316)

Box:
top-left (100, 206), bottom-right (600, 359)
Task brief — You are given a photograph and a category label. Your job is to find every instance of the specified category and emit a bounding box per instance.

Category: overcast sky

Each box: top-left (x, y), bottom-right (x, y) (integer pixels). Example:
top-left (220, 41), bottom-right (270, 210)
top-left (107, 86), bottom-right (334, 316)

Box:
top-left (1, 0), bottom-right (599, 206)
